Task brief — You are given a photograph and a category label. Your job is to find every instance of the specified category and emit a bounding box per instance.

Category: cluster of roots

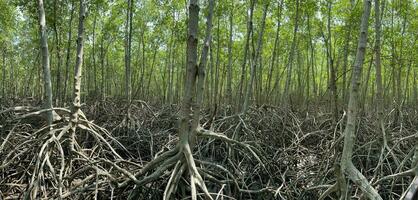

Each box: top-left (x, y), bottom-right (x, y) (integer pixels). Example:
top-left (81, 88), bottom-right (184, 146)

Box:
top-left (1, 99), bottom-right (418, 199)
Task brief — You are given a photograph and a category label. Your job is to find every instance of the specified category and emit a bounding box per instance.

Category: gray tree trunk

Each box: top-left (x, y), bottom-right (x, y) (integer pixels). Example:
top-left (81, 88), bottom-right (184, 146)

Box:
top-left (267, 0), bottom-right (283, 103)
top-left (69, 0), bottom-right (86, 152)
top-left (63, 2), bottom-right (75, 102)
top-left (237, 0), bottom-right (254, 111)
top-left (53, 0), bottom-right (62, 105)
top-left (327, 0), bottom-right (338, 121)
top-left (37, 0), bottom-right (54, 125)
top-left (283, 0), bottom-right (300, 103)
top-left (339, 0), bottom-right (382, 199)
top-left (92, 13), bottom-right (97, 94)
top-left (2, 46), bottom-right (5, 101)
top-left (242, 2), bottom-right (269, 113)
top-left (226, 4), bottom-right (233, 106)
top-left (125, 0), bottom-right (133, 103)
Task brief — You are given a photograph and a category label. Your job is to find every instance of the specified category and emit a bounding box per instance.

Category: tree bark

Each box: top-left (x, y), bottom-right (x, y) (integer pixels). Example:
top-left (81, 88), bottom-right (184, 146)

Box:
top-left (53, 0), bottom-right (62, 105)
top-left (237, 0), bottom-right (254, 111)
top-left (2, 46), bottom-right (5, 101)
top-left (283, 0), bottom-right (300, 103)
top-left (63, 1), bottom-right (75, 102)
top-left (125, 0), bottom-right (133, 103)
top-left (267, 0), bottom-right (283, 103)
top-left (338, 0), bottom-right (382, 199)
top-left (193, 0), bottom-right (214, 129)
top-left (177, 0), bottom-right (213, 198)
top-left (69, 0), bottom-right (86, 153)
top-left (242, 2), bottom-right (269, 113)
top-left (226, 3), bottom-right (233, 106)
top-left (92, 13), bottom-right (97, 94)
top-left (214, 17), bottom-right (220, 108)
top-left (37, 0), bottom-right (54, 125)
top-left (326, 0), bottom-right (338, 121)
top-left (341, 4), bottom-right (355, 102)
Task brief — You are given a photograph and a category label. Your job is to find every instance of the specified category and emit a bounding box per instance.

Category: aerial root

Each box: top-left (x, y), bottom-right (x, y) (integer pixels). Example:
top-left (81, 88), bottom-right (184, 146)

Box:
top-left (196, 126), bottom-right (265, 168)
top-left (1, 104), bottom-right (273, 199)
top-left (318, 183), bottom-right (338, 200)
top-left (1, 107), bottom-right (127, 199)
top-left (126, 143), bottom-right (213, 200)
top-left (318, 162), bottom-right (381, 200)
top-left (164, 161), bottom-right (186, 200)
top-left (124, 127), bottom-right (267, 200)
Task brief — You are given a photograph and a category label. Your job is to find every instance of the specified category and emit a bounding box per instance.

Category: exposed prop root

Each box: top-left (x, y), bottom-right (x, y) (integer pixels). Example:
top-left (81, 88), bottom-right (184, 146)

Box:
top-left (121, 126), bottom-right (270, 200)
top-left (2, 100), bottom-right (415, 199)
top-left (0, 106), bottom-right (128, 199)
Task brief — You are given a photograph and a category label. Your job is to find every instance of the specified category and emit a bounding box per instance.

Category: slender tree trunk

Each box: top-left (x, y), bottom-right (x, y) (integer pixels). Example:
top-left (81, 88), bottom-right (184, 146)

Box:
top-left (125, 0), bottom-right (133, 103)
top-left (209, 43), bottom-right (214, 106)
top-left (92, 13), bottom-right (97, 95)
top-left (214, 17), bottom-right (220, 107)
top-left (414, 70), bottom-right (417, 105)
top-left (267, 0), bottom-right (283, 103)
top-left (338, 1), bottom-right (382, 199)
top-left (10, 51), bottom-right (15, 98)
top-left (226, 3), bottom-right (233, 106)
top-left (63, 2), bottom-right (75, 102)
top-left (283, 0), bottom-right (300, 103)
top-left (403, 57), bottom-right (413, 104)
top-left (341, 7), bottom-right (354, 102)
top-left (146, 48), bottom-right (157, 98)
top-left (327, 0), bottom-right (338, 121)
top-left (176, 0), bottom-right (213, 198)
top-left (167, 31), bottom-right (176, 104)
top-left (194, 0), bottom-right (214, 129)
top-left (2, 47), bottom-right (5, 101)
top-left (302, 39), bottom-right (308, 106)
top-left (242, 2), bottom-right (269, 113)
top-left (100, 30), bottom-right (105, 99)
top-left (237, 0), bottom-right (254, 111)
top-left (394, 14), bottom-right (407, 125)
top-left (69, 0), bottom-right (86, 153)
top-left (362, 53), bottom-right (374, 112)
top-left (139, 30), bottom-right (146, 98)
top-left (37, 0), bottom-right (54, 125)
top-left (53, 0), bottom-right (62, 105)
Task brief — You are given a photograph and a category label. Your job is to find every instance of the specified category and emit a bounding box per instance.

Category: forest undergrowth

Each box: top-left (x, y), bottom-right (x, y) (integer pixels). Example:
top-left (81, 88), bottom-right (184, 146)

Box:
top-left (1, 98), bottom-right (417, 199)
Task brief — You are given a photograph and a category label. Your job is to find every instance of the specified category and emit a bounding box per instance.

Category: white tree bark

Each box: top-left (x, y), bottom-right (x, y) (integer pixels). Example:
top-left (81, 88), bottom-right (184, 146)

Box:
top-left (37, 0), bottom-right (53, 125)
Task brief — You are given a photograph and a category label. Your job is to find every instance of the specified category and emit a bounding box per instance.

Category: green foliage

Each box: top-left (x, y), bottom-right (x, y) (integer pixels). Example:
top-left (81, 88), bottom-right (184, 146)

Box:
top-left (0, 0), bottom-right (417, 106)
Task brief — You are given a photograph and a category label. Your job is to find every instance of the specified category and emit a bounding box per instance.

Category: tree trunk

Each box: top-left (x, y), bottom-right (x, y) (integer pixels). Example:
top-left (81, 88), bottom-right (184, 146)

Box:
top-left (37, 0), bottom-right (54, 125)
top-left (100, 28), bottom-right (105, 99)
top-left (194, 0), bottom-right (214, 128)
top-left (414, 70), bottom-right (417, 105)
top-left (2, 46), bottom-right (5, 101)
top-left (53, 0), bottom-right (62, 105)
top-left (327, 0), bottom-right (338, 121)
top-left (267, 0), bottom-right (283, 103)
top-left (283, 0), bottom-right (300, 103)
top-left (125, 0), bottom-right (133, 103)
top-left (341, 5), bottom-right (354, 102)
top-left (69, 0), bottom-right (86, 153)
top-left (226, 3), bottom-right (233, 106)
top-left (214, 17), bottom-right (220, 108)
top-left (362, 53), bottom-right (374, 112)
top-left (92, 13), bottom-right (97, 95)
top-left (237, 0), bottom-right (254, 111)
top-left (242, 2), bottom-right (269, 113)
top-left (63, 2), bottom-right (75, 102)
top-left (139, 30), bottom-right (146, 98)
top-left (338, 0), bottom-right (382, 199)
top-left (177, 0), bottom-right (212, 198)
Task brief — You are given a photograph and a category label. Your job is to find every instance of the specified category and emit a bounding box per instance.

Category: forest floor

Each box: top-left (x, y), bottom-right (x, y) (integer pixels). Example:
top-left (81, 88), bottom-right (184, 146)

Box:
top-left (1, 98), bottom-right (417, 199)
